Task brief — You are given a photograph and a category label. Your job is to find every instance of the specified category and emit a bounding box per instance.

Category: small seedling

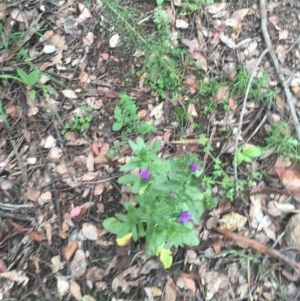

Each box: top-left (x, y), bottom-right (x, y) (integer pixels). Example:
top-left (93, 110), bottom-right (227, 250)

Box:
top-left (266, 121), bottom-right (300, 160)
top-left (62, 106), bottom-right (93, 136)
top-left (112, 93), bottom-right (155, 135)
top-left (236, 144), bottom-right (264, 166)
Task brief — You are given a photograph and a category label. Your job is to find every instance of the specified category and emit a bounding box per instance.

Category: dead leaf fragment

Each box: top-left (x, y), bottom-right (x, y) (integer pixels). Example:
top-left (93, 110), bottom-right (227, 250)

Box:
top-left (274, 157), bottom-right (300, 201)
top-left (164, 277), bottom-right (177, 301)
top-left (112, 266), bottom-right (141, 293)
top-left (78, 2), bottom-right (91, 22)
top-left (283, 214), bottom-right (300, 247)
top-left (51, 256), bottom-right (61, 273)
top-left (81, 223), bottom-right (98, 241)
top-left (176, 273), bottom-right (196, 293)
top-left (70, 249), bottom-right (87, 278)
top-left (62, 89), bottom-right (78, 99)
top-left (0, 270), bottom-right (29, 286)
top-left (70, 281), bottom-right (82, 300)
top-left (64, 240), bottom-right (78, 260)
top-left (207, 3), bottom-right (226, 14)
top-left (56, 275), bottom-right (69, 297)
top-left (219, 212), bottom-right (247, 231)
top-left (109, 34), bottom-right (120, 48)
top-left (176, 19), bottom-right (189, 29)
top-left (83, 32), bottom-right (94, 46)
top-left (86, 152), bottom-right (94, 172)
top-left (10, 8), bottom-right (25, 22)
top-left (220, 33), bottom-right (237, 49)
top-left (81, 171), bottom-right (99, 181)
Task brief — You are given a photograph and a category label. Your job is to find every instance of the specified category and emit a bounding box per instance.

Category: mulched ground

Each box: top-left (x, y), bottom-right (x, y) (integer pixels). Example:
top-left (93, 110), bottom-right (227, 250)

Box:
top-left (1, 0), bottom-right (300, 300)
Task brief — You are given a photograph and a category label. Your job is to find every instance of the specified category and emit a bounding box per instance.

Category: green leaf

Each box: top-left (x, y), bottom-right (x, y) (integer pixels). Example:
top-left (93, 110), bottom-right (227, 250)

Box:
top-left (102, 217), bottom-right (124, 234)
top-left (237, 152), bottom-right (248, 165)
top-left (26, 70), bottom-right (41, 86)
top-left (157, 245), bottom-right (172, 269)
top-left (16, 68), bottom-right (29, 83)
top-left (118, 174), bottom-right (140, 185)
top-left (112, 122), bottom-right (123, 131)
top-left (242, 146), bottom-right (264, 158)
top-left (17, 68), bottom-right (40, 86)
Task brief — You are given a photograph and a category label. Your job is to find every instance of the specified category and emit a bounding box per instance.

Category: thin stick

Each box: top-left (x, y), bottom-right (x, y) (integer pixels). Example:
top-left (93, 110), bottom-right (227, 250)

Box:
top-left (260, 0), bottom-right (300, 140)
top-left (233, 48), bottom-right (269, 195)
top-left (215, 227), bottom-right (300, 276)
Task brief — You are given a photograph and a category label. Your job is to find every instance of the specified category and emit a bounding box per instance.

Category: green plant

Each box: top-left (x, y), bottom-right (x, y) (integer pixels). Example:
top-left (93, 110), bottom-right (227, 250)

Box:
top-left (102, 1), bottom-right (185, 99)
top-left (236, 144), bottom-right (264, 166)
top-left (232, 69), bottom-right (276, 103)
top-left (112, 93), bottom-right (156, 135)
top-left (0, 67), bottom-right (42, 100)
top-left (103, 137), bottom-right (217, 268)
top-left (62, 106), bottom-right (93, 135)
top-left (266, 121), bottom-right (300, 160)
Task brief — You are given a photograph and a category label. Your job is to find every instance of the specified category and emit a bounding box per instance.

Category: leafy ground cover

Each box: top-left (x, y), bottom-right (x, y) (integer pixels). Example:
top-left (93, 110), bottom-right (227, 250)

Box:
top-left (1, 0), bottom-right (300, 300)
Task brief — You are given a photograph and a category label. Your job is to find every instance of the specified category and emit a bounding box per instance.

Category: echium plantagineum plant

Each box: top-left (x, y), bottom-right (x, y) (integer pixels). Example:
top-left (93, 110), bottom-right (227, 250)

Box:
top-left (103, 137), bottom-right (217, 268)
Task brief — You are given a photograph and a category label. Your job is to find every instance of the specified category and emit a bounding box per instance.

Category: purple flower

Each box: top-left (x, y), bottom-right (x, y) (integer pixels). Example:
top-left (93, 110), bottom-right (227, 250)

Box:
top-left (191, 163), bottom-right (199, 172)
top-left (139, 168), bottom-right (151, 180)
top-left (169, 192), bottom-right (175, 198)
top-left (178, 211), bottom-right (192, 223)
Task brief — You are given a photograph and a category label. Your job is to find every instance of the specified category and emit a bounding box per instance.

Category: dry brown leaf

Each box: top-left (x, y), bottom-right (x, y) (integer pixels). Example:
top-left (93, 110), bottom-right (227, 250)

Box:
top-left (164, 277), bottom-right (177, 301)
top-left (184, 76), bottom-right (199, 94)
top-left (205, 271), bottom-right (229, 298)
top-left (220, 33), bottom-right (237, 48)
top-left (109, 33), bottom-right (120, 48)
top-left (86, 152), bottom-right (94, 172)
top-left (207, 3), bottom-right (226, 14)
top-left (111, 266), bottom-right (141, 293)
top-left (97, 86), bottom-right (118, 98)
top-left (81, 171), bottom-right (99, 181)
top-left (213, 86), bottom-right (230, 103)
top-left (275, 157), bottom-right (300, 201)
top-left (187, 103), bottom-right (198, 122)
top-left (29, 231), bottom-right (46, 242)
top-left (283, 214), bottom-right (300, 247)
top-left (79, 72), bottom-right (89, 84)
top-left (91, 141), bottom-right (100, 156)
top-left (70, 249), bottom-right (87, 278)
top-left (176, 273), bottom-right (196, 294)
top-left (193, 52), bottom-right (208, 72)
top-left (219, 212), bottom-right (247, 231)
top-left (94, 183), bottom-right (105, 195)
top-left (94, 143), bottom-right (109, 164)
top-left (64, 240), bottom-right (78, 261)
top-left (37, 191), bottom-right (52, 206)
top-left (0, 259), bottom-right (7, 273)
top-left (81, 223), bottom-right (98, 241)
top-left (51, 256), bottom-right (61, 273)
top-left (0, 270), bottom-right (29, 286)
top-left (0, 1), bottom-right (7, 21)
top-left (140, 259), bottom-right (161, 275)
top-left (56, 275), bottom-right (69, 297)
top-left (83, 32), bottom-right (94, 46)
top-left (62, 89), bottom-right (78, 99)
top-left (70, 281), bottom-right (82, 300)
top-left (10, 8), bottom-right (25, 22)
top-left (47, 146), bottom-right (63, 160)
top-left (144, 287), bottom-right (162, 299)
top-left (26, 189), bottom-right (41, 202)
top-left (77, 2), bottom-right (91, 22)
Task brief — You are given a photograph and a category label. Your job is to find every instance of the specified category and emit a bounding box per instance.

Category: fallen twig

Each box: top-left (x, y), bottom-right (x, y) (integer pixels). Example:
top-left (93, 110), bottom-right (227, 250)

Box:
top-left (215, 227), bottom-right (300, 280)
top-left (260, 0), bottom-right (300, 140)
